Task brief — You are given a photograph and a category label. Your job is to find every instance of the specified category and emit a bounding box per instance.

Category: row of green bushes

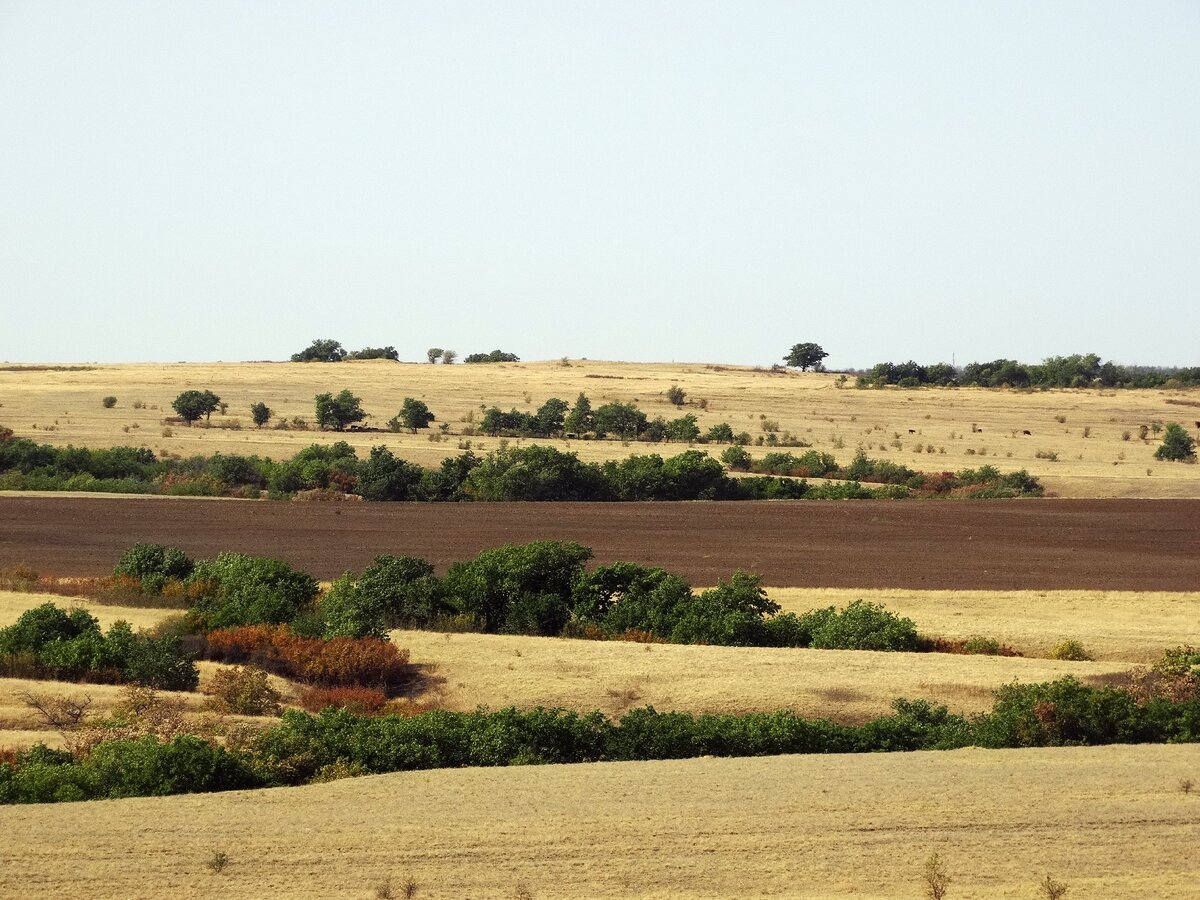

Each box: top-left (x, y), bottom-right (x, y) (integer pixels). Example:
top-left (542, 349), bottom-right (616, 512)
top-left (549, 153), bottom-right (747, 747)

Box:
top-left (0, 603), bottom-right (197, 690)
top-left (1, 430), bottom-right (931, 501)
top-left (857, 354), bottom-right (1200, 389)
top-left (723, 448), bottom-right (1044, 497)
top-left (4, 676), bottom-right (1198, 803)
top-left (114, 540), bottom-right (927, 650)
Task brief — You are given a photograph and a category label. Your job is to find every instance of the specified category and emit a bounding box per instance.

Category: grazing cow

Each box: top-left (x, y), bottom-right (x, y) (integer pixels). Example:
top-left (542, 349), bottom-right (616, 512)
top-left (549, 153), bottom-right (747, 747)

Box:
top-left (908, 429), bottom-right (916, 434)
top-left (1195, 421), bottom-right (1200, 429)
top-left (1022, 429), bottom-right (1032, 435)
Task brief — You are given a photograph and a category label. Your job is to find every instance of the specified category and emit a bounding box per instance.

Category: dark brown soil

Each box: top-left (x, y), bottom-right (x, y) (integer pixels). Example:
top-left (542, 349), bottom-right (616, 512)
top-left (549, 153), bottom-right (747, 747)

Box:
top-left (1, 496), bottom-right (1197, 590)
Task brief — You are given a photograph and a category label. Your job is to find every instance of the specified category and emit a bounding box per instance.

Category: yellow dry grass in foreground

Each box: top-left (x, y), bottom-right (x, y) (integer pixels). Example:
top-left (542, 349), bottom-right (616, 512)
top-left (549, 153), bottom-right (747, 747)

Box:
top-left (1, 745), bottom-right (1197, 899)
top-left (765, 587), bottom-right (1200, 662)
top-left (0, 663), bottom-right (293, 750)
top-left (397, 629), bottom-right (1123, 722)
top-left (3, 360), bottom-right (1199, 497)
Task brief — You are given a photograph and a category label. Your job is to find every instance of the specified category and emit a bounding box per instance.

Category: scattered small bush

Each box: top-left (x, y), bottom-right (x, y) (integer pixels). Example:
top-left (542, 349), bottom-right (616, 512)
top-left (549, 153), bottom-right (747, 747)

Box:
top-left (101, 396), bottom-right (117, 409)
top-left (1049, 639), bottom-right (1092, 662)
top-left (204, 665), bottom-right (283, 716)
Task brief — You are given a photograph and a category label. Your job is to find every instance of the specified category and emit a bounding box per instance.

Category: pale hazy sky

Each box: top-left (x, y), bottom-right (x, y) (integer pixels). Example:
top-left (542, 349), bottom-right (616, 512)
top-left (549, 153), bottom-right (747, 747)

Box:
top-left (1, 2), bottom-right (1197, 368)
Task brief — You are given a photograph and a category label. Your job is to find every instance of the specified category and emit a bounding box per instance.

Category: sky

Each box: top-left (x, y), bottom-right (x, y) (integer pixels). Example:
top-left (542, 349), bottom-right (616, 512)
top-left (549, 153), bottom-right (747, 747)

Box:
top-left (1, 2), bottom-right (1197, 369)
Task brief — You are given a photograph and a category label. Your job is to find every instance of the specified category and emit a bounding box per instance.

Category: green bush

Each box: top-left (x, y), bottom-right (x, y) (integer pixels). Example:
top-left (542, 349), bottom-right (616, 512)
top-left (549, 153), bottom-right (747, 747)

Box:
top-left (101, 396), bottom-right (117, 408)
top-left (113, 543), bottom-right (195, 583)
top-left (720, 445), bottom-right (751, 471)
top-left (185, 553), bottom-right (319, 630)
top-left (320, 555), bottom-right (442, 638)
top-left (0, 603), bottom-right (197, 690)
top-left (1049, 639), bottom-right (1092, 661)
top-left (1155, 423), bottom-right (1197, 462)
top-left (443, 541), bottom-right (592, 634)
top-left (799, 600), bottom-right (921, 651)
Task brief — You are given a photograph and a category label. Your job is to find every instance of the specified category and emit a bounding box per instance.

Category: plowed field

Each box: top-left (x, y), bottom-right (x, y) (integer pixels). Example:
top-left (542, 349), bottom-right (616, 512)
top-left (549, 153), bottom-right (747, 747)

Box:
top-left (2, 496), bottom-right (1198, 589)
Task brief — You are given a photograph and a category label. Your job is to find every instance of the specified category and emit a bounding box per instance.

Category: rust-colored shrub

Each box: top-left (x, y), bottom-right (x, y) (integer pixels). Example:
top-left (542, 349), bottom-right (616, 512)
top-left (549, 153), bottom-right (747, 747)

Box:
top-left (614, 628), bottom-right (668, 644)
top-left (299, 685), bottom-right (389, 715)
top-left (203, 626), bottom-right (410, 690)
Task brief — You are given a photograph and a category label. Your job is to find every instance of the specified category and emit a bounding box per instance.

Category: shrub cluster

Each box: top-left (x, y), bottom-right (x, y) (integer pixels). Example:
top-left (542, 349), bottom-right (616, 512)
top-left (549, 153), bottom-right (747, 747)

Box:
top-left (0, 430), bottom-right (1040, 502)
top-left (857, 354), bottom-right (1200, 389)
top-left (0, 603), bottom-right (198, 690)
top-left (318, 541), bottom-right (926, 651)
top-left (737, 449), bottom-right (1043, 498)
top-left (183, 553), bottom-right (319, 630)
top-left (5, 672), bottom-right (1198, 804)
top-left (463, 350), bottom-right (520, 363)
top-left (203, 625), bottom-right (410, 690)
top-left (0, 738), bottom-right (260, 803)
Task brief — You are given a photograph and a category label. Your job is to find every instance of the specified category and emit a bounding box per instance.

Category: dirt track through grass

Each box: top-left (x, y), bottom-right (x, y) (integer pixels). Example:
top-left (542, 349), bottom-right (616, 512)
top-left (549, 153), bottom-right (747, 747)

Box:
top-left (1, 745), bottom-right (1197, 899)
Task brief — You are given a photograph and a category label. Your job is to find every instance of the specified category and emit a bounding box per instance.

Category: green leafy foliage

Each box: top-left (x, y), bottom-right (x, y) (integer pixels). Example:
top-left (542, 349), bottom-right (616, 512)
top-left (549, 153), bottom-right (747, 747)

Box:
top-left (185, 553), bottom-right (319, 630)
top-left (797, 601), bottom-right (921, 651)
top-left (1155, 423), bottom-right (1197, 462)
top-left (388, 398), bottom-right (435, 431)
top-left (0, 603), bottom-right (198, 690)
top-left (291, 339), bottom-right (347, 362)
top-left (171, 390), bottom-right (221, 424)
top-left (320, 556), bottom-right (442, 637)
top-left (463, 350), bottom-right (520, 363)
top-left (314, 389), bottom-right (366, 431)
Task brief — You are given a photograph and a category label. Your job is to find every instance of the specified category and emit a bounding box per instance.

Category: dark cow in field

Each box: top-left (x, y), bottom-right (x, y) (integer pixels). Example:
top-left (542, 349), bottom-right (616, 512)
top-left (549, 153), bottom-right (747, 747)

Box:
top-left (1022, 429), bottom-right (1032, 435)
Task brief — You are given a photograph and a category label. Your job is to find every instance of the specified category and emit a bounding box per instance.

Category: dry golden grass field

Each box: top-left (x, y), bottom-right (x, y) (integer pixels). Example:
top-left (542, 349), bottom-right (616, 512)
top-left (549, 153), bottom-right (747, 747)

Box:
top-left (0, 745), bottom-right (1197, 899)
top-left (3, 359), bottom-right (1200, 497)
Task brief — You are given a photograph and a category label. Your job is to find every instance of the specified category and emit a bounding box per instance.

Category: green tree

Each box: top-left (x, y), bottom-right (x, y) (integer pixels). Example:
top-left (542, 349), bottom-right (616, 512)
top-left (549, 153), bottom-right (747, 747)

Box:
top-left (291, 339), bottom-right (347, 362)
top-left (314, 390), bottom-right (366, 431)
top-left (172, 390), bottom-right (221, 424)
top-left (1155, 423), bottom-right (1197, 462)
top-left (593, 402), bottom-right (647, 440)
top-left (784, 342), bottom-right (829, 371)
top-left (426, 347), bottom-right (443, 364)
top-left (250, 402), bottom-right (271, 429)
top-left (390, 398), bottom-right (435, 431)
top-left (563, 393), bottom-right (594, 435)
top-left (666, 384), bottom-right (686, 406)
top-left (534, 398), bottom-right (570, 436)
top-left (463, 350), bottom-right (520, 363)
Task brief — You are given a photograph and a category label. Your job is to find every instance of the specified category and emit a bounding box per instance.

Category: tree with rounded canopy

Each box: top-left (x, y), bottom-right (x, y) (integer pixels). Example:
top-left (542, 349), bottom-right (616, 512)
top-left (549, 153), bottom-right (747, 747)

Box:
top-left (172, 389), bottom-right (221, 424)
top-left (441, 349), bottom-right (457, 364)
top-left (390, 397), bottom-right (435, 430)
top-left (250, 402), bottom-right (271, 428)
top-left (314, 389), bottom-right (366, 431)
top-left (426, 348), bottom-right (443, 364)
top-left (291, 339), bottom-right (347, 363)
top-left (784, 342), bottom-right (829, 371)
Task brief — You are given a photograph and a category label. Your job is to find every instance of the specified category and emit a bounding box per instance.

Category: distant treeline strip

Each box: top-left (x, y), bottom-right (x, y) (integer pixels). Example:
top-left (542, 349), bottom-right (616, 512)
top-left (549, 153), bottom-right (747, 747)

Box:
top-left (857, 353), bottom-right (1200, 389)
top-left (0, 431), bottom-right (1043, 501)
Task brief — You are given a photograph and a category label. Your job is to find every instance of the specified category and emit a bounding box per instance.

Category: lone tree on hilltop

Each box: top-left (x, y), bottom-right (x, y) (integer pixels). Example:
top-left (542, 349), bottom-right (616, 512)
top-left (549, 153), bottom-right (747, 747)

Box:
top-left (291, 339), bottom-right (347, 363)
top-left (315, 390), bottom-right (366, 431)
top-left (426, 348), bottom-right (444, 364)
top-left (1155, 423), bottom-right (1197, 462)
top-left (784, 343), bottom-right (828, 372)
top-left (442, 349), bottom-right (458, 364)
top-left (172, 390), bottom-right (221, 425)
